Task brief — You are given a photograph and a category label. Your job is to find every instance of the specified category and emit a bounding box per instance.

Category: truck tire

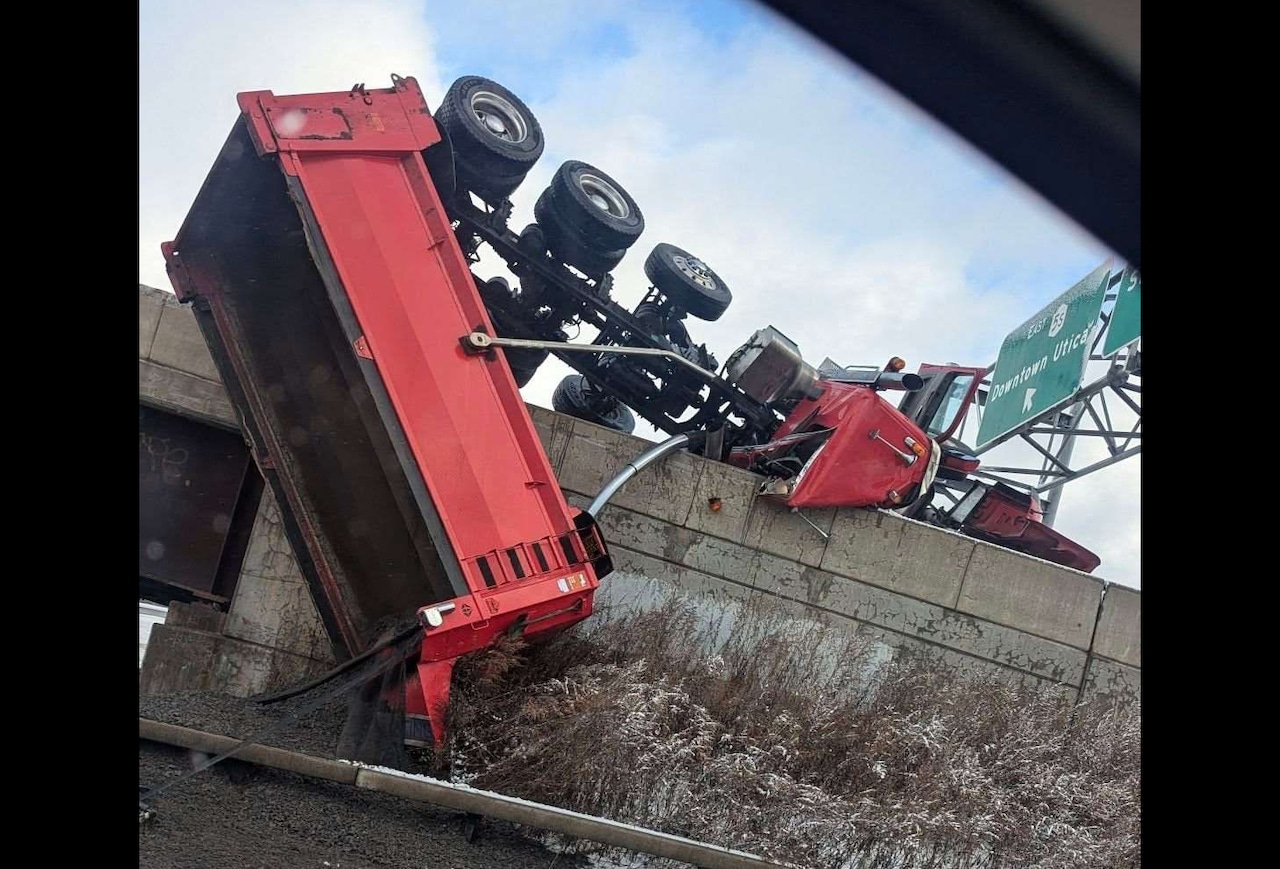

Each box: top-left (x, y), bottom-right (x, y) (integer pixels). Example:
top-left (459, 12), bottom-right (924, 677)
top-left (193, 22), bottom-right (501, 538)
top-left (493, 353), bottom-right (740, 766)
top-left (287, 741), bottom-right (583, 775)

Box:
top-left (898, 482), bottom-right (936, 520)
top-left (540, 161), bottom-right (644, 253)
top-left (534, 189), bottom-right (627, 275)
top-left (552, 374), bottom-right (636, 434)
top-left (644, 243), bottom-right (732, 321)
top-left (480, 282), bottom-right (549, 386)
top-left (517, 223), bottom-right (548, 258)
top-left (434, 76), bottom-right (544, 199)
top-left (504, 347), bottom-right (548, 387)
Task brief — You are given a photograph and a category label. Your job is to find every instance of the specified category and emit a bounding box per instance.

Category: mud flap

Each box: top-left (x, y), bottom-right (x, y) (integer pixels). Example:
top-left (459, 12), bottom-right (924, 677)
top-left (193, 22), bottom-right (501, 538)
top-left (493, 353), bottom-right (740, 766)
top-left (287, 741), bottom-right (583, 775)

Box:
top-left (573, 510), bottom-right (613, 579)
top-left (336, 648), bottom-right (411, 769)
top-left (405, 658), bottom-right (457, 749)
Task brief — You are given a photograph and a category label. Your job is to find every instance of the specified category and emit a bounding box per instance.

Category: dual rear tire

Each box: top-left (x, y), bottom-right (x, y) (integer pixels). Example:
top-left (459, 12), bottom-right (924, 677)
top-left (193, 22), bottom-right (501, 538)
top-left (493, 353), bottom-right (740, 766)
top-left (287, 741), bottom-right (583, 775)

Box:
top-left (534, 160), bottom-right (644, 276)
top-left (552, 374), bottom-right (636, 434)
top-left (434, 76), bottom-right (544, 201)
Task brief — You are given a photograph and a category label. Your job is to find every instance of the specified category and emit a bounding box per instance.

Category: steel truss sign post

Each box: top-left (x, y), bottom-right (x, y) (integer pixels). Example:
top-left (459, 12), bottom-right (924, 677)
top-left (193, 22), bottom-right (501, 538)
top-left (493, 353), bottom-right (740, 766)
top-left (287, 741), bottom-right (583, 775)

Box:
top-left (930, 266), bottom-right (1141, 529)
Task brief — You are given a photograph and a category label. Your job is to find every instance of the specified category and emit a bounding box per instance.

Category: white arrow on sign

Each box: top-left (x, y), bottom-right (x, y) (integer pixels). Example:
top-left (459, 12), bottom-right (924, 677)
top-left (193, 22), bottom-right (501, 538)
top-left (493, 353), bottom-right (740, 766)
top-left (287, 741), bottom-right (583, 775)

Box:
top-left (1023, 387), bottom-right (1036, 413)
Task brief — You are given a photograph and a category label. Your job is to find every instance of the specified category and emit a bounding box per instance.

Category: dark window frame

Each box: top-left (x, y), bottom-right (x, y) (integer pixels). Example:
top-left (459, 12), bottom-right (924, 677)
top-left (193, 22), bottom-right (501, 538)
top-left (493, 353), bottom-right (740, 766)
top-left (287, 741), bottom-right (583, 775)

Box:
top-left (139, 402), bottom-right (263, 607)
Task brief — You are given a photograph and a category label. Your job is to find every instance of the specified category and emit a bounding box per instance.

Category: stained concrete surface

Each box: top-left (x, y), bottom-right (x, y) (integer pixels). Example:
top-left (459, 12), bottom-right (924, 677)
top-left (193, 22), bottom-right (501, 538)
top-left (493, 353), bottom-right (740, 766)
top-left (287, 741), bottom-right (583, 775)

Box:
top-left (140, 623), bottom-right (332, 699)
top-left (225, 490), bottom-right (337, 665)
top-left (1080, 656), bottom-right (1141, 704)
top-left (139, 358), bottom-right (238, 428)
top-left (820, 508), bottom-right (973, 609)
top-left (140, 286), bottom-right (165, 358)
top-left (1091, 586), bottom-right (1141, 667)
top-left (148, 292), bottom-right (222, 382)
top-left (954, 543), bottom-right (1104, 650)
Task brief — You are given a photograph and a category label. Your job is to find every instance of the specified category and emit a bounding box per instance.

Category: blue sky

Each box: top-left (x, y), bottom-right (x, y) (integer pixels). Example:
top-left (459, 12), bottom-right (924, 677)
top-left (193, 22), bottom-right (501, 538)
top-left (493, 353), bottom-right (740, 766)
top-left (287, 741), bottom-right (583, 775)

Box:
top-left (139, 0), bottom-right (1137, 587)
top-left (428, 0), bottom-right (756, 94)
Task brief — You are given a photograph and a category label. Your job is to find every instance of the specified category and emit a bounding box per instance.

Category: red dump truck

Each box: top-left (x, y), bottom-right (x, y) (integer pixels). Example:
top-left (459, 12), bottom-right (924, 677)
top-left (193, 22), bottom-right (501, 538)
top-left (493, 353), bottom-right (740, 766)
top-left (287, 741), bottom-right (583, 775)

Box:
top-left (163, 72), bottom-right (1096, 747)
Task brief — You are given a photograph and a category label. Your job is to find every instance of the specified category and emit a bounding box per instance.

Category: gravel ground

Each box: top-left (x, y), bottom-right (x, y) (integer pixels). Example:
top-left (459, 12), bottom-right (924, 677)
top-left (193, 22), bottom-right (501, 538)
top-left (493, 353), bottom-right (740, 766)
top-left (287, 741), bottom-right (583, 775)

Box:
top-left (139, 741), bottom-right (591, 868)
top-left (139, 689), bottom-right (371, 765)
top-left (139, 689), bottom-right (592, 869)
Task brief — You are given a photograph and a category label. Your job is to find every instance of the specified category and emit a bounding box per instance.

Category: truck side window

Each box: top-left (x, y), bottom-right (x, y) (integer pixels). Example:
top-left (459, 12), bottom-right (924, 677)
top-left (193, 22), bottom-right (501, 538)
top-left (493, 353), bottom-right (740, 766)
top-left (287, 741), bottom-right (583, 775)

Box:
top-left (927, 374), bottom-right (974, 438)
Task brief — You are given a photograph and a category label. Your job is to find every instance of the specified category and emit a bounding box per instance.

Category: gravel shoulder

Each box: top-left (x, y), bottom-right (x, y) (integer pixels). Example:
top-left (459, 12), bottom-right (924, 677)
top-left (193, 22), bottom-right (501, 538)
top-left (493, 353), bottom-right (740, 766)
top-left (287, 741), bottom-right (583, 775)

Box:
top-left (139, 690), bottom-right (588, 869)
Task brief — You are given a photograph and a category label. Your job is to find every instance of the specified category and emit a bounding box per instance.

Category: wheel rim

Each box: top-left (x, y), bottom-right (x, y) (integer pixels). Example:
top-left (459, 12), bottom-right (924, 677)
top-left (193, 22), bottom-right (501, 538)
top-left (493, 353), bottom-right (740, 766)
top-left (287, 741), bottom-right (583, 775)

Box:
top-left (577, 173), bottom-right (630, 219)
top-left (469, 91), bottom-right (527, 143)
top-left (672, 254), bottom-right (717, 291)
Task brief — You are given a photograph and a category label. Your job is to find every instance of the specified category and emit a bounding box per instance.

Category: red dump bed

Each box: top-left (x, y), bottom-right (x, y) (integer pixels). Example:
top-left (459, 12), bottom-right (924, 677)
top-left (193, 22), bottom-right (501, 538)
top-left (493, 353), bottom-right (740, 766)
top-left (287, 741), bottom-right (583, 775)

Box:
top-left (163, 76), bottom-right (606, 661)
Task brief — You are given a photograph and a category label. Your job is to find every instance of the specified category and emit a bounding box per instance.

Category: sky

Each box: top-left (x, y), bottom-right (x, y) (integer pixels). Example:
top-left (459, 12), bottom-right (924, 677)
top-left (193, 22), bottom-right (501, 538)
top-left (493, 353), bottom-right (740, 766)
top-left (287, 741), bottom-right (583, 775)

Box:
top-left (139, 0), bottom-right (1139, 588)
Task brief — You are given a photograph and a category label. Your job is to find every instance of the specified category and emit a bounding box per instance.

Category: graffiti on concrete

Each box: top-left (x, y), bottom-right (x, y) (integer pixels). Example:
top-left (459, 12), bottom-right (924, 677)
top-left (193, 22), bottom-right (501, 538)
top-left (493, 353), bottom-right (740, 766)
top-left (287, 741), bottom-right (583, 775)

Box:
top-left (140, 430), bottom-right (189, 483)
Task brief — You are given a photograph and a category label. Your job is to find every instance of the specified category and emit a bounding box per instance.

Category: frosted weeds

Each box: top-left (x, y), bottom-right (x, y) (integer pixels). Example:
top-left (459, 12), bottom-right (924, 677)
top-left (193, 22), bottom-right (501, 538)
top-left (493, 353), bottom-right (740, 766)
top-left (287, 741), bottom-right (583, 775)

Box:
top-left (441, 596), bottom-right (1139, 869)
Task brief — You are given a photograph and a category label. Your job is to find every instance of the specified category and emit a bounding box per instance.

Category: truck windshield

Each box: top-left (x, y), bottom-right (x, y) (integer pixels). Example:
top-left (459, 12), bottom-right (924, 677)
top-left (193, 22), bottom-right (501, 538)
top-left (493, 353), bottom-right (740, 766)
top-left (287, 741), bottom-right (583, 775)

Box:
top-left (926, 374), bottom-right (974, 438)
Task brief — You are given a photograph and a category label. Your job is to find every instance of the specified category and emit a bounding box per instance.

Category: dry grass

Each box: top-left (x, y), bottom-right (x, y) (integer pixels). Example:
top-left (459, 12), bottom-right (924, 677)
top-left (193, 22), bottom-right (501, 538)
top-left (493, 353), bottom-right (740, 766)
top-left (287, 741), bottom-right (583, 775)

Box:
top-left (439, 596), bottom-right (1140, 869)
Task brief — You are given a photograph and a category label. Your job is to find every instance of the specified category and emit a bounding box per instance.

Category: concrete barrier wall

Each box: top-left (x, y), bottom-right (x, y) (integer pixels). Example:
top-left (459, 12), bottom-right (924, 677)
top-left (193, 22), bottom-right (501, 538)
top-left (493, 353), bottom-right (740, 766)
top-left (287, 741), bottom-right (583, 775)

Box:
top-left (139, 285), bottom-right (337, 697)
top-left (531, 404), bottom-right (1139, 703)
top-left (139, 284), bottom-right (237, 428)
top-left (137, 285), bottom-right (1139, 703)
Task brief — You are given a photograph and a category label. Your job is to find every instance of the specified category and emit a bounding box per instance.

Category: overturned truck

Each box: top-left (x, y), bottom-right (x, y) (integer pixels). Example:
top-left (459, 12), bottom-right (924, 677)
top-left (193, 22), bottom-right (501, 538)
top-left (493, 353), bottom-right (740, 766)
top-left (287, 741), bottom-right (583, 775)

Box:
top-left (422, 76), bottom-right (1096, 572)
top-left (163, 72), bottom-right (1097, 746)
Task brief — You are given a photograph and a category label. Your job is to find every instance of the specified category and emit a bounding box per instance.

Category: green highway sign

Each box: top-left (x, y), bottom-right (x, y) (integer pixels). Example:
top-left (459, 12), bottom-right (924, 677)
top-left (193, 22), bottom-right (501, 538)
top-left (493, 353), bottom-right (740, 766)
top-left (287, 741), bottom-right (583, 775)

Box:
top-left (1102, 267), bottom-right (1141, 355)
top-left (975, 261), bottom-right (1112, 450)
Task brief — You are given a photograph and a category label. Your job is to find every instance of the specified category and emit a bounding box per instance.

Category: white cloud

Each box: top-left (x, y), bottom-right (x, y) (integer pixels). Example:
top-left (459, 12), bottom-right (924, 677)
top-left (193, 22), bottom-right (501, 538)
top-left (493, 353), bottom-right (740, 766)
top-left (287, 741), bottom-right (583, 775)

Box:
top-left (139, 0), bottom-right (444, 291)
